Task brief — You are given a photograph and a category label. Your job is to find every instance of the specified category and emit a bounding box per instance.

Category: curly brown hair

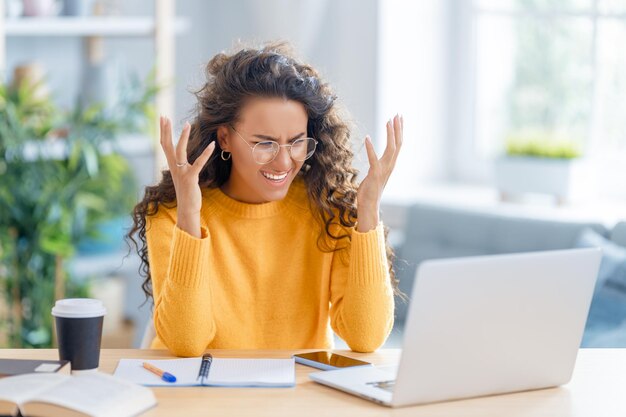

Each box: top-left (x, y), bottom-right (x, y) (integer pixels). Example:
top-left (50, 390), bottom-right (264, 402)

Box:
top-left (126, 41), bottom-right (400, 301)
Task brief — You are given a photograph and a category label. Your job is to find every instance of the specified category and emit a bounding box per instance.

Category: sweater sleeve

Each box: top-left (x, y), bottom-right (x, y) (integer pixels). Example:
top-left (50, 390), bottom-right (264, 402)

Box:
top-left (329, 223), bottom-right (395, 352)
top-left (146, 208), bottom-right (216, 357)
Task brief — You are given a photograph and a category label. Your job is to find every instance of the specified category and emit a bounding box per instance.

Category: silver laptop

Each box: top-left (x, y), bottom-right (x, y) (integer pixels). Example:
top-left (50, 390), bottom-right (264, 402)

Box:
top-left (310, 248), bottom-right (602, 407)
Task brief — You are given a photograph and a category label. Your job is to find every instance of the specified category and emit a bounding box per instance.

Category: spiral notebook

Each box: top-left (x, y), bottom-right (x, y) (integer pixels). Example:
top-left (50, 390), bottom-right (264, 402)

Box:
top-left (113, 355), bottom-right (295, 388)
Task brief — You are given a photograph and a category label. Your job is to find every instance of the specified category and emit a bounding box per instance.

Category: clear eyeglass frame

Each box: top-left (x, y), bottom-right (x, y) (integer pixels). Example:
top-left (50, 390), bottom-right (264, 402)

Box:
top-left (229, 125), bottom-right (318, 165)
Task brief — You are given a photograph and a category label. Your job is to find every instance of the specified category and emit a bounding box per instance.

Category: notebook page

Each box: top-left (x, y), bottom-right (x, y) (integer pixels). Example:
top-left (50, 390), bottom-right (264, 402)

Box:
top-left (114, 358), bottom-right (202, 386)
top-left (207, 358), bottom-right (295, 387)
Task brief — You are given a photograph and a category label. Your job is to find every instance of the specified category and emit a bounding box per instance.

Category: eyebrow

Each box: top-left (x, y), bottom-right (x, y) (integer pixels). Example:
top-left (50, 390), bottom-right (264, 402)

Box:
top-left (251, 132), bottom-right (306, 142)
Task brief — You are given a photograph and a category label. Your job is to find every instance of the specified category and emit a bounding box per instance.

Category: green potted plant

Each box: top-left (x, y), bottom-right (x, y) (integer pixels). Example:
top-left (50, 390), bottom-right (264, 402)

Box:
top-left (494, 130), bottom-right (587, 205)
top-left (0, 72), bottom-right (157, 348)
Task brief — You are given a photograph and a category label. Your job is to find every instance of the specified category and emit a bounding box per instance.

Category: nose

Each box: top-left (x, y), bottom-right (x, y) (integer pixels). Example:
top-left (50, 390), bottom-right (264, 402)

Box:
top-left (270, 145), bottom-right (293, 171)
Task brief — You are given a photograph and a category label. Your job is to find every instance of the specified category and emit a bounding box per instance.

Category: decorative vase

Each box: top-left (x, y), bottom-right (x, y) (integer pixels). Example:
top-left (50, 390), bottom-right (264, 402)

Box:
top-left (494, 156), bottom-right (590, 205)
top-left (80, 60), bottom-right (118, 111)
top-left (61, 0), bottom-right (95, 16)
top-left (22, 0), bottom-right (59, 17)
top-left (12, 62), bottom-right (50, 101)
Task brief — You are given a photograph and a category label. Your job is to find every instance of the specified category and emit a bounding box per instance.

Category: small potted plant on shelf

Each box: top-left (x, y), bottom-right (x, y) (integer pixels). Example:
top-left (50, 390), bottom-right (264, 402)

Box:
top-left (494, 130), bottom-right (585, 205)
top-left (0, 72), bottom-right (157, 348)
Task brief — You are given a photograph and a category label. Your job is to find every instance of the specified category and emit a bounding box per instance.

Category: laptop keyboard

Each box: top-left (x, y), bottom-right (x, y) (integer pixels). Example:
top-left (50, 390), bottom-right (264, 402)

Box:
top-left (366, 379), bottom-right (396, 392)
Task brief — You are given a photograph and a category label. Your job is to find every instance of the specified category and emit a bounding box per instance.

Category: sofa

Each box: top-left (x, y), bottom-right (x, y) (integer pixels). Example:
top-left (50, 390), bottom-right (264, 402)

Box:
top-left (393, 202), bottom-right (626, 347)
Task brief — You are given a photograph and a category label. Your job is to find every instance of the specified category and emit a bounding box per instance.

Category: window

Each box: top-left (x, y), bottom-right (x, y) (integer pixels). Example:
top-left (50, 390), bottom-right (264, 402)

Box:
top-left (470, 0), bottom-right (626, 160)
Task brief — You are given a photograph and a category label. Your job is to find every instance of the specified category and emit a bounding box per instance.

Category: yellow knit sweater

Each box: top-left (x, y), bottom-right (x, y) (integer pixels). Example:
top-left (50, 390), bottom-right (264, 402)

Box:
top-left (146, 177), bottom-right (394, 357)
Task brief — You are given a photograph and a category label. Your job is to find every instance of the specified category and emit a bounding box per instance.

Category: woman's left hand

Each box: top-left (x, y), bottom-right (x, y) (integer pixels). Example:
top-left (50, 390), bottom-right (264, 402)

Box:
top-left (356, 114), bottom-right (403, 232)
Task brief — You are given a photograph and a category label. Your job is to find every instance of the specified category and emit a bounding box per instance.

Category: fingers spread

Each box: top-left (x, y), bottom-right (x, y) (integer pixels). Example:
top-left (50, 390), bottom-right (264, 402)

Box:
top-left (175, 122), bottom-right (191, 165)
top-left (394, 114), bottom-right (403, 148)
top-left (381, 118), bottom-right (397, 166)
top-left (192, 141), bottom-right (216, 174)
top-left (389, 114), bottom-right (403, 168)
top-left (159, 116), bottom-right (177, 169)
top-left (364, 136), bottom-right (379, 173)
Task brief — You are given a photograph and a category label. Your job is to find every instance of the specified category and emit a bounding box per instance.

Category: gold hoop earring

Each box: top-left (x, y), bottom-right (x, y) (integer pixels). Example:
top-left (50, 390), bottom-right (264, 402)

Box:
top-left (220, 150), bottom-right (231, 161)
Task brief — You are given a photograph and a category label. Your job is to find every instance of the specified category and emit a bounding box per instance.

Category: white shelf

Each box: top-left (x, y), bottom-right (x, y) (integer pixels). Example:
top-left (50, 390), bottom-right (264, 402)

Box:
top-left (5, 16), bottom-right (189, 37)
top-left (0, 0), bottom-right (178, 201)
top-left (13, 134), bottom-right (153, 161)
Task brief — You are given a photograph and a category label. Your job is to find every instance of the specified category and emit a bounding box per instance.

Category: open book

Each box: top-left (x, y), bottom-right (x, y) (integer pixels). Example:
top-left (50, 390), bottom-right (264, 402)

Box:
top-left (0, 372), bottom-right (156, 417)
top-left (114, 357), bottom-right (295, 387)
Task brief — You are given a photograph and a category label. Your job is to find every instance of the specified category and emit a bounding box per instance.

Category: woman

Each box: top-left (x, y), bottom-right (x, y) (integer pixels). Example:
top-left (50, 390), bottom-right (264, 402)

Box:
top-left (128, 42), bottom-right (403, 357)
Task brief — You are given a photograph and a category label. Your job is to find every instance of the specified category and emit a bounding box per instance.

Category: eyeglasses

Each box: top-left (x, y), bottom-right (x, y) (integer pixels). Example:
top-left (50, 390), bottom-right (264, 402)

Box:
top-left (229, 125), bottom-right (318, 165)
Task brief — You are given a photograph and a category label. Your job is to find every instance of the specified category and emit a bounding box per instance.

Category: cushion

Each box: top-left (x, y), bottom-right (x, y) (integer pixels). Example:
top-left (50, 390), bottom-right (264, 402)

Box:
top-left (611, 221), bottom-right (626, 247)
top-left (575, 228), bottom-right (626, 347)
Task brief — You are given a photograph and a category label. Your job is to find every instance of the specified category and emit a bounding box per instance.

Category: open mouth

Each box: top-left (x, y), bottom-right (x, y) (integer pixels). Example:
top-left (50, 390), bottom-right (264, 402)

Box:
top-left (260, 169), bottom-right (291, 185)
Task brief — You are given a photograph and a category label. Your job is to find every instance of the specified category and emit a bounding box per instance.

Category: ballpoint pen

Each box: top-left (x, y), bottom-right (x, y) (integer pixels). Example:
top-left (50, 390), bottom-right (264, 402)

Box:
top-left (197, 354), bottom-right (213, 382)
top-left (142, 362), bottom-right (177, 383)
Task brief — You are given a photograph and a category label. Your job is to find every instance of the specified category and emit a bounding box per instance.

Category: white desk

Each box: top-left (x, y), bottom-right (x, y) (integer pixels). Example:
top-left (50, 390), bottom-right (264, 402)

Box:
top-left (2, 348), bottom-right (625, 416)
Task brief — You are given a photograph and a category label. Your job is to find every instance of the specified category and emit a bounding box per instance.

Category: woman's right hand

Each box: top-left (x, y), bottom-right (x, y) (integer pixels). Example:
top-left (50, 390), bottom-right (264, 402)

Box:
top-left (159, 116), bottom-right (216, 238)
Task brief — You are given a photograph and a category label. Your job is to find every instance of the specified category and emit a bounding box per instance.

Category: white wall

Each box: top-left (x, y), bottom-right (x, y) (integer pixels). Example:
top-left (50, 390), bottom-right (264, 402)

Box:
top-left (6, 0), bottom-right (379, 175)
top-left (174, 0), bottom-right (379, 177)
top-left (376, 0), bottom-right (452, 196)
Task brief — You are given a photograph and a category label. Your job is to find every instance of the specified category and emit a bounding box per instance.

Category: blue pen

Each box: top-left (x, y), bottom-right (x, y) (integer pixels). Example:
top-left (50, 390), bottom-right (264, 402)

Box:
top-left (143, 362), bottom-right (177, 383)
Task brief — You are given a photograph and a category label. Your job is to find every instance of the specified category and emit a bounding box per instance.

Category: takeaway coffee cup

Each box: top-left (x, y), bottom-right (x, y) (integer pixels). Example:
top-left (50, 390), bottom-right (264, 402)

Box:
top-left (52, 298), bottom-right (107, 373)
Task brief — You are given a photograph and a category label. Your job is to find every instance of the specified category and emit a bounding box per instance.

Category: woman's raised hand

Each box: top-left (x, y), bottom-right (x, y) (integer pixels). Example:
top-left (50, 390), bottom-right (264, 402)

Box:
top-left (159, 116), bottom-right (216, 237)
top-left (355, 114), bottom-right (403, 232)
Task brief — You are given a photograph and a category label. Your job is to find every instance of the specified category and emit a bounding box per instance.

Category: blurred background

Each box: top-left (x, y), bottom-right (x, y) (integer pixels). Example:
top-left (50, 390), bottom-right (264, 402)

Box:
top-left (1, 0), bottom-right (626, 350)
